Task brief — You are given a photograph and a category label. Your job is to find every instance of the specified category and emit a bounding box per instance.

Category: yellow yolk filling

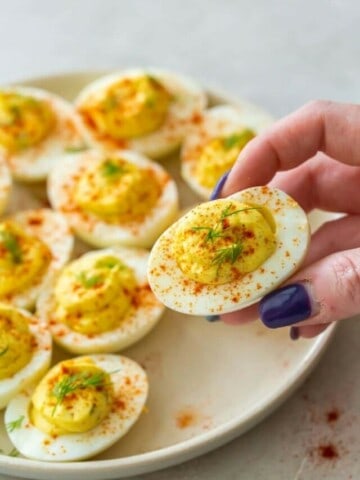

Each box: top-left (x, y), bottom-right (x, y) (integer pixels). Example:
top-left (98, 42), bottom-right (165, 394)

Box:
top-left (172, 199), bottom-right (276, 285)
top-left (0, 91), bottom-right (54, 152)
top-left (30, 358), bottom-right (113, 435)
top-left (0, 304), bottom-right (33, 379)
top-left (80, 75), bottom-right (172, 140)
top-left (195, 130), bottom-right (255, 188)
top-left (0, 221), bottom-right (52, 297)
top-left (75, 157), bottom-right (161, 221)
top-left (54, 254), bottom-right (136, 335)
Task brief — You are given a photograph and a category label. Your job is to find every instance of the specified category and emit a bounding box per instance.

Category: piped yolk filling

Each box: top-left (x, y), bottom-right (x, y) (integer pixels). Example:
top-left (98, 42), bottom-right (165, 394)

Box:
top-left (79, 75), bottom-right (172, 140)
top-left (0, 91), bottom-right (54, 152)
top-left (30, 358), bottom-right (113, 435)
top-left (0, 304), bottom-right (33, 379)
top-left (0, 221), bottom-right (52, 297)
top-left (53, 255), bottom-right (136, 335)
top-left (74, 157), bottom-right (161, 222)
top-left (195, 130), bottom-right (255, 188)
top-left (172, 199), bottom-right (276, 285)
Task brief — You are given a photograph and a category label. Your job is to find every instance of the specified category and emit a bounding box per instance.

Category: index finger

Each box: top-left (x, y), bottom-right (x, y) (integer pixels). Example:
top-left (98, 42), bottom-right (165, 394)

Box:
top-left (222, 100), bottom-right (360, 196)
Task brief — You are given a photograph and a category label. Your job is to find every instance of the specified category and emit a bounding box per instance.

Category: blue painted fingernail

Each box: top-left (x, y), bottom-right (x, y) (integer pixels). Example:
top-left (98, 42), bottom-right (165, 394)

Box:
top-left (205, 315), bottom-right (220, 322)
top-left (259, 283), bottom-right (312, 328)
top-left (290, 326), bottom-right (300, 340)
top-left (210, 171), bottom-right (230, 200)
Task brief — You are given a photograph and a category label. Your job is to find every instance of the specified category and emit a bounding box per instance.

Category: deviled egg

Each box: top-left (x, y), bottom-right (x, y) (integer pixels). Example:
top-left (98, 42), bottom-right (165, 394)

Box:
top-left (47, 149), bottom-right (179, 248)
top-left (181, 105), bottom-right (273, 199)
top-left (148, 186), bottom-right (310, 315)
top-left (5, 354), bottom-right (148, 461)
top-left (37, 247), bottom-right (165, 354)
top-left (0, 87), bottom-right (86, 181)
top-left (75, 68), bottom-right (207, 159)
top-left (0, 303), bottom-right (51, 409)
top-left (0, 208), bottom-right (73, 309)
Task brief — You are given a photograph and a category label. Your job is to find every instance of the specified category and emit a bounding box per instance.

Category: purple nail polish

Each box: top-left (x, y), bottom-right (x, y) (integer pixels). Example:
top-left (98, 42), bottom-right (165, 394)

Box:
top-left (210, 171), bottom-right (230, 200)
top-left (259, 283), bottom-right (312, 328)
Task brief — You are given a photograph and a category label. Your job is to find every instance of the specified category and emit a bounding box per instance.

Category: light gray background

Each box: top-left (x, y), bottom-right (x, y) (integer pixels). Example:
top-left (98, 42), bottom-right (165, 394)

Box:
top-left (0, 1), bottom-right (359, 479)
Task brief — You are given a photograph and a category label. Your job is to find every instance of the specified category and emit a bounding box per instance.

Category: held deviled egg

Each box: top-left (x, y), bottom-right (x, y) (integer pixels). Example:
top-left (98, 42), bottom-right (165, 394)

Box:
top-left (0, 303), bottom-right (51, 409)
top-left (181, 105), bottom-right (273, 199)
top-left (75, 68), bottom-right (207, 159)
top-left (5, 354), bottom-right (148, 461)
top-left (37, 247), bottom-right (165, 354)
top-left (47, 149), bottom-right (179, 248)
top-left (0, 209), bottom-right (73, 309)
top-left (148, 186), bottom-right (310, 316)
top-left (0, 86), bottom-right (86, 181)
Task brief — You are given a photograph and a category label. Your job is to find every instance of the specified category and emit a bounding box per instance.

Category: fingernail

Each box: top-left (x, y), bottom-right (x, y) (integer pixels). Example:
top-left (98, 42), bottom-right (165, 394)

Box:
top-left (290, 326), bottom-right (300, 340)
top-left (205, 315), bottom-right (220, 322)
top-left (210, 171), bottom-right (230, 200)
top-left (259, 283), bottom-right (313, 328)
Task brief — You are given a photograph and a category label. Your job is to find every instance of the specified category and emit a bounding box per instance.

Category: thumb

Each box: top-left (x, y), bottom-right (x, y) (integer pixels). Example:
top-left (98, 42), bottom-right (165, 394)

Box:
top-left (258, 247), bottom-right (360, 328)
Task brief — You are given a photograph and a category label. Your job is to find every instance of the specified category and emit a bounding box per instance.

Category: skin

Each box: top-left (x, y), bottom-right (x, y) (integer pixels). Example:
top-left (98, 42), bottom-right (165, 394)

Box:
top-left (217, 101), bottom-right (360, 338)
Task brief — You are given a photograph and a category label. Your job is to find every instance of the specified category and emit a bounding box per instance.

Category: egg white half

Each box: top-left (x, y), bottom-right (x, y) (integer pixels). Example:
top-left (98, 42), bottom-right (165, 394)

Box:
top-left (0, 157), bottom-right (11, 214)
top-left (181, 105), bottom-right (273, 199)
top-left (47, 149), bottom-right (179, 248)
top-left (37, 247), bottom-right (165, 354)
top-left (0, 308), bottom-right (51, 409)
top-left (148, 187), bottom-right (310, 316)
top-left (75, 68), bottom-right (207, 159)
top-left (0, 86), bottom-right (87, 181)
top-left (2, 209), bottom-right (74, 309)
top-left (5, 354), bottom-right (148, 462)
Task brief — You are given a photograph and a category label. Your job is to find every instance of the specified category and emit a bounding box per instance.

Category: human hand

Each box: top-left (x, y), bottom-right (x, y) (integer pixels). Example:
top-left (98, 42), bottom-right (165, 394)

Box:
top-left (210, 100), bottom-right (360, 339)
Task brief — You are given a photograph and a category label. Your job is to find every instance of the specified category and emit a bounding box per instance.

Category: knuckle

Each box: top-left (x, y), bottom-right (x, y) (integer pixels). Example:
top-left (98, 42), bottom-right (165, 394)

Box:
top-left (330, 251), bottom-right (360, 306)
top-left (303, 99), bottom-right (333, 114)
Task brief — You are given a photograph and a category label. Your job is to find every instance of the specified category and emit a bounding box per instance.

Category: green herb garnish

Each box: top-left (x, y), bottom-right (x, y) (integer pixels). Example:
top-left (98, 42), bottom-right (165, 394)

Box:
top-left (220, 204), bottom-right (260, 219)
top-left (97, 258), bottom-right (122, 269)
top-left (51, 371), bottom-right (107, 415)
top-left (0, 231), bottom-right (23, 264)
top-left (77, 272), bottom-right (102, 288)
top-left (64, 145), bottom-right (88, 153)
top-left (222, 129), bottom-right (255, 150)
top-left (222, 133), bottom-right (243, 150)
top-left (6, 415), bottom-right (25, 433)
top-left (101, 160), bottom-right (126, 177)
top-left (0, 345), bottom-right (9, 356)
top-left (192, 205), bottom-right (260, 243)
top-left (0, 447), bottom-right (20, 457)
top-left (103, 95), bottom-right (118, 111)
top-left (0, 447), bottom-right (21, 457)
top-left (192, 226), bottom-right (224, 242)
top-left (212, 242), bottom-right (243, 266)
top-left (9, 448), bottom-right (20, 457)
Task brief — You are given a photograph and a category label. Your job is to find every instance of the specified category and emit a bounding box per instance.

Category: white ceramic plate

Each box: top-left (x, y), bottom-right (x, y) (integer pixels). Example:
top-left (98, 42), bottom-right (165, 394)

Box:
top-left (0, 72), bottom-right (336, 480)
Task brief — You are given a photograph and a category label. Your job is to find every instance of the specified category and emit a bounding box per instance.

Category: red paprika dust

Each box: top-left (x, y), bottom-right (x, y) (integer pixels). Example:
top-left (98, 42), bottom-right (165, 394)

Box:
top-left (318, 443), bottom-right (339, 460)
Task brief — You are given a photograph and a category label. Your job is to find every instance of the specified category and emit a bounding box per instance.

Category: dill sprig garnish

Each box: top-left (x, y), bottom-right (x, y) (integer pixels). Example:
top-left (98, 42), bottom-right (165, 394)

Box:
top-left (101, 159), bottom-right (126, 177)
top-left (64, 145), bottom-right (88, 153)
top-left (212, 242), bottom-right (243, 266)
top-left (191, 226), bottom-right (224, 242)
top-left (51, 371), bottom-right (107, 415)
top-left (191, 204), bottom-right (261, 269)
top-left (6, 415), bottom-right (25, 433)
top-left (77, 271), bottom-right (102, 288)
top-left (220, 205), bottom-right (260, 219)
top-left (0, 345), bottom-right (9, 356)
top-left (0, 230), bottom-right (23, 264)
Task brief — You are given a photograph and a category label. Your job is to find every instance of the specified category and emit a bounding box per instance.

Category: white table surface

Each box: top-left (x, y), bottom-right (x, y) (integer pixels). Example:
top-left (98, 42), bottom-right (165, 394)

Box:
top-left (0, 1), bottom-right (359, 479)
